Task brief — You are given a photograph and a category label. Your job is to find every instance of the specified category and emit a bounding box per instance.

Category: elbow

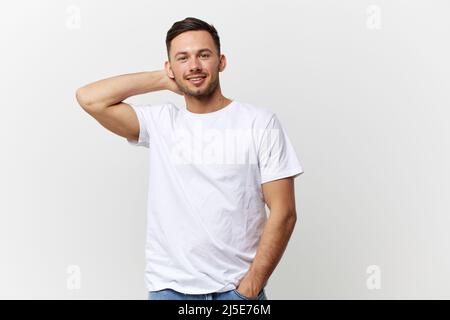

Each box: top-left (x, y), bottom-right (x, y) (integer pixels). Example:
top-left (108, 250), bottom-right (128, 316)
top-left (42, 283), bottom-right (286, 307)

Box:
top-left (277, 208), bottom-right (297, 226)
top-left (75, 87), bottom-right (103, 114)
top-left (284, 208), bottom-right (297, 228)
top-left (269, 205), bottom-right (298, 223)
top-left (288, 210), bottom-right (297, 226)
top-left (75, 87), bottom-right (91, 109)
top-left (287, 213), bottom-right (297, 234)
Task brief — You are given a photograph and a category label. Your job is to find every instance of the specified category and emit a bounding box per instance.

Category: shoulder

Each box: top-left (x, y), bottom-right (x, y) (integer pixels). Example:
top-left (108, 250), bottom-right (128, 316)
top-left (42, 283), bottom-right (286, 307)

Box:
top-left (232, 100), bottom-right (276, 127)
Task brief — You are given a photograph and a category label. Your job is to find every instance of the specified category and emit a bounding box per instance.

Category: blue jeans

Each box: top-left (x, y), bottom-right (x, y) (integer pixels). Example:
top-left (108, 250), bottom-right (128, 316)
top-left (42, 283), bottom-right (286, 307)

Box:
top-left (148, 287), bottom-right (267, 300)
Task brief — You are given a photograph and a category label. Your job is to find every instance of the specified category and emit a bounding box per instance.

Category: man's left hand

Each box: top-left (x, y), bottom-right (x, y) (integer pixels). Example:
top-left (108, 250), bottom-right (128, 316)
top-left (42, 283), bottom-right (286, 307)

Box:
top-left (236, 276), bottom-right (262, 298)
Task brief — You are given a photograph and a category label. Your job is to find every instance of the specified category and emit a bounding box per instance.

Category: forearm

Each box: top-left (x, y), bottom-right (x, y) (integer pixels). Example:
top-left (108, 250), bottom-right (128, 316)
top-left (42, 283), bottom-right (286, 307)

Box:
top-left (76, 70), bottom-right (167, 110)
top-left (240, 209), bottom-right (297, 293)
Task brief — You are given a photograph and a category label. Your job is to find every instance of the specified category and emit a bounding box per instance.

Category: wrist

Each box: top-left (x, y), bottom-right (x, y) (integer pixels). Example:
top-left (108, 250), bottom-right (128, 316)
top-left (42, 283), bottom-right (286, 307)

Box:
top-left (155, 70), bottom-right (169, 91)
top-left (142, 70), bottom-right (167, 92)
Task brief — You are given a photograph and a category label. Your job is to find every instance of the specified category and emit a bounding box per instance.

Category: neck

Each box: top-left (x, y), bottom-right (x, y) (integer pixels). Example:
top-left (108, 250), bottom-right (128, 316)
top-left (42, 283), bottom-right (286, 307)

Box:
top-left (184, 88), bottom-right (232, 114)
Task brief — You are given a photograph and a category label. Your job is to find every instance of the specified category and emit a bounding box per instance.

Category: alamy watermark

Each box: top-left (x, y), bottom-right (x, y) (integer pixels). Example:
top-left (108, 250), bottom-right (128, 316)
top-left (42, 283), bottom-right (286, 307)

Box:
top-left (66, 265), bottom-right (81, 290)
top-left (366, 264), bottom-right (381, 290)
top-left (66, 5), bottom-right (81, 30)
top-left (366, 5), bottom-right (382, 30)
top-left (170, 122), bottom-right (282, 170)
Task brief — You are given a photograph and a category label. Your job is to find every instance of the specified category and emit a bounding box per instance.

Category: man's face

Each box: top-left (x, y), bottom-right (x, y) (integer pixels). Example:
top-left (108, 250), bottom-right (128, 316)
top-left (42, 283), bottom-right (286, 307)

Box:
top-left (166, 30), bottom-right (226, 98)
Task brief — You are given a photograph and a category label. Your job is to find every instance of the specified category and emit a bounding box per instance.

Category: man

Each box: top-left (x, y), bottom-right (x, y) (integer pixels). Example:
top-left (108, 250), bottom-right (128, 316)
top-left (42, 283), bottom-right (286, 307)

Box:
top-left (75, 17), bottom-right (304, 300)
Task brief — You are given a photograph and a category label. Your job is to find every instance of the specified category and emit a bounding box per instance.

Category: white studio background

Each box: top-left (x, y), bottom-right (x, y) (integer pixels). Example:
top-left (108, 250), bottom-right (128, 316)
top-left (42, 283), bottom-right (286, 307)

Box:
top-left (1, 0), bottom-right (449, 299)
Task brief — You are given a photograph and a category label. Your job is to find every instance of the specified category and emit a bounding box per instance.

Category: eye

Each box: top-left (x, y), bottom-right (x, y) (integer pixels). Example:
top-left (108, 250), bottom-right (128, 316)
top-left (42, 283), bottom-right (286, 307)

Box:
top-left (200, 53), bottom-right (210, 58)
top-left (178, 56), bottom-right (187, 61)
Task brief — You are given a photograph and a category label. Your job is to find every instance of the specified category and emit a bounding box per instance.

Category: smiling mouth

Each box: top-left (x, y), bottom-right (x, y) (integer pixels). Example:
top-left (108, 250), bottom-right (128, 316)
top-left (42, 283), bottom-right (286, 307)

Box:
top-left (188, 76), bottom-right (206, 86)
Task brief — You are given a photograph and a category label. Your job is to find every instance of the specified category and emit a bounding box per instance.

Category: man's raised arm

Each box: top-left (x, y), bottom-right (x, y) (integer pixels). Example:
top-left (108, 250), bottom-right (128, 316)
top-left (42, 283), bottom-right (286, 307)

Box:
top-left (75, 70), bottom-right (181, 141)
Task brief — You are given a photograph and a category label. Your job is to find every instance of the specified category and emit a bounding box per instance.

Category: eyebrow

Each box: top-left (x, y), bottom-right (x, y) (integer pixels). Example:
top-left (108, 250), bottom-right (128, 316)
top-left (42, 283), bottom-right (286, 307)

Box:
top-left (174, 48), bottom-right (213, 57)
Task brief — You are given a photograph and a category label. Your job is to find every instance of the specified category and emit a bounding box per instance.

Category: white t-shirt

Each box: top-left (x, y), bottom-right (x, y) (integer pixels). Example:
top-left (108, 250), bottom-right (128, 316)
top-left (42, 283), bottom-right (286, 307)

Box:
top-left (127, 99), bottom-right (304, 294)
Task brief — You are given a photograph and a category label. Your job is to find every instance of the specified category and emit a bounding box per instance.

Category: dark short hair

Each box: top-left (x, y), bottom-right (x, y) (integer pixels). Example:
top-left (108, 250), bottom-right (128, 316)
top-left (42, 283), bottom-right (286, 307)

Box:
top-left (166, 17), bottom-right (221, 60)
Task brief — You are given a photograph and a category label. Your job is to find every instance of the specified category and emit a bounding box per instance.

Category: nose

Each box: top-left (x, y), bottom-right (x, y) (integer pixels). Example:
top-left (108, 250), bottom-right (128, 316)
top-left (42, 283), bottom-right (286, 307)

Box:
top-left (188, 56), bottom-right (202, 73)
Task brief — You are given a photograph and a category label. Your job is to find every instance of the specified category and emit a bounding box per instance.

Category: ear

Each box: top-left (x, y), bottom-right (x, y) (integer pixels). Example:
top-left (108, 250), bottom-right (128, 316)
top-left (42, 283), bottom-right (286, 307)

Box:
top-left (165, 60), bottom-right (175, 79)
top-left (218, 54), bottom-right (227, 72)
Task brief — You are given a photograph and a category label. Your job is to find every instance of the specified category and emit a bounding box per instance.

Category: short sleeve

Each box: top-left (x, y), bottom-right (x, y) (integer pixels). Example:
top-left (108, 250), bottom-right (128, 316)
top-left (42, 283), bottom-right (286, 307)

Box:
top-left (126, 102), bottom-right (151, 148)
top-left (258, 114), bottom-right (304, 184)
